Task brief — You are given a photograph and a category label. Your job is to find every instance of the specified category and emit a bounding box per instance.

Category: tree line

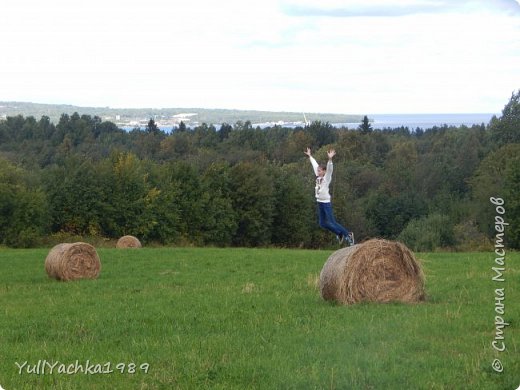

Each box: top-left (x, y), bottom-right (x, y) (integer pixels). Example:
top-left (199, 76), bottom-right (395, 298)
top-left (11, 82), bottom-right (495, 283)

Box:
top-left (1, 91), bottom-right (519, 250)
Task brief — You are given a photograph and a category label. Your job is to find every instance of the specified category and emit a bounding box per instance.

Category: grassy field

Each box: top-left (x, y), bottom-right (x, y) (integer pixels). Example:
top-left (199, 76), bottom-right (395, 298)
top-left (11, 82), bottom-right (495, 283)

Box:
top-left (0, 247), bottom-right (518, 389)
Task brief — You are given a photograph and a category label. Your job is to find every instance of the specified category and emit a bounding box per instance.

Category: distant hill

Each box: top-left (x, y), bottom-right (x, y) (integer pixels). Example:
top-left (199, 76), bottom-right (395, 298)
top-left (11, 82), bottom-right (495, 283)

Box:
top-left (0, 101), bottom-right (362, 128)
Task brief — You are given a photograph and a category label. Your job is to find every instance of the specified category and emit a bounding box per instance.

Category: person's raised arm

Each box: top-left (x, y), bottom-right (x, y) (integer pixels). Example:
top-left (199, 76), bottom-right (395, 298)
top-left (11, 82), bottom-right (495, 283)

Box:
top-left (325, 149), bottom-right (335, 179)
top-left (305, 147), bottom-right (319, 176)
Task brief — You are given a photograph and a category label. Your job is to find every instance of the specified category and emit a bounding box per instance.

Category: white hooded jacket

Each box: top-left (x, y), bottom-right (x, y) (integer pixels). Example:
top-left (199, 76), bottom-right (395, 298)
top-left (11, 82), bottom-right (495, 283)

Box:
top-left (309, 156), bottom-right (333, 203)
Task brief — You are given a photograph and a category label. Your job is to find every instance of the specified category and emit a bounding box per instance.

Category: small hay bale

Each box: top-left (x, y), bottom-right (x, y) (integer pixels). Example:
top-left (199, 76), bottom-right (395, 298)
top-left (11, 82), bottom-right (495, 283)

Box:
top-left (116, 235), bottom-right (142, 249)
top-left (319, 238), bottom-right (425, 304)
top-left (45, 242), bottom-right (101, 281)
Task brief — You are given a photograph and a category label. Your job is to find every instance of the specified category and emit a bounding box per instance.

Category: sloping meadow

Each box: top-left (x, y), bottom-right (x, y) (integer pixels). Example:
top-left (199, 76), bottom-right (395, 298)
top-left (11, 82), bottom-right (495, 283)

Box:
top-left (0, 247), bottom-right (518, 389)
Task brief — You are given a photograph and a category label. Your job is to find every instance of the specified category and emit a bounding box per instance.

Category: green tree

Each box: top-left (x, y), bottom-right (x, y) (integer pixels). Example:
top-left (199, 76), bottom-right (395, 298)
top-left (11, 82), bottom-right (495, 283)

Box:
top-left (398, 213), bottom-right (454, 251)
top-left (45, 157), bottom-right (106, 235)
top-left (218, 123), bottom-right (233, 141)
top-left (336, 130), bottom-right (390, 167)
top-left (159, 132), bottom-right (194, 159)
top-left (271, 167), bottom-right (314, 247)
top-left (193, 123), bottom-right (219, 149)
top-left (230, 162), bottom-right (275, 246)
top-left (358, 115), bottom-right (373, 133)
top-left (132, 128), bottom-right (165, 160)
top-left (146, 118), bottom-right (160, 134)
top-left (365, 190), bottom-right (427, 238)
top-left (99, 152), bottom-right (159, 239)
top-left (157, 161), bottom-right (208, 244)
top-left (283, 130), bottom-right (314, 163)
top-left (0, 158), bottom-right (49, 247)
top-left (414, 127), bottom-right (485, 199)
top-left (503, 153), bottom-right (520, 248)
top-left (262, 126), bottom-right (292, 162)
top-left (177, 121), bottom-right (187, 132)
top-left (306, 120), bottom-right (337, 148)
top-left (383, 140), bottom-right (418, 192)
top-left (468, 144), bottom-right (520, 247)
top-left (490, 89), bottom-right (520, 145)
top-left (470, 144), bottom-right (520, 248)
top-left (199, 162), bottom-right (238, 246)
top-left (141, 162), bottom-right (181, 244)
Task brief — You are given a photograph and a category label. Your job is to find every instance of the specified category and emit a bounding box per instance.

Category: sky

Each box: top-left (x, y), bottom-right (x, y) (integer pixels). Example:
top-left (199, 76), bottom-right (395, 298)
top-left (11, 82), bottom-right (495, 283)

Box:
top-left (1, 0), bottom-right (520, 114)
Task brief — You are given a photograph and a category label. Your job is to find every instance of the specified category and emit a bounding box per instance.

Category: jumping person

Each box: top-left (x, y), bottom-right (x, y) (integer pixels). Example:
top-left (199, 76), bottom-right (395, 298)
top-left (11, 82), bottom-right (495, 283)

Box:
top-left (305, 147), bottom-right (354, 246)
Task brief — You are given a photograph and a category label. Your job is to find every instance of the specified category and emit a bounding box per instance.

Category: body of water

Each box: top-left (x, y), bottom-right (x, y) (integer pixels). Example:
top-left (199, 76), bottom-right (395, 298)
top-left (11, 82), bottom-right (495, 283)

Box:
top-left (337, 113), bottom-right (497, 130)
top-left (124, 112), bottom-right (498, 132)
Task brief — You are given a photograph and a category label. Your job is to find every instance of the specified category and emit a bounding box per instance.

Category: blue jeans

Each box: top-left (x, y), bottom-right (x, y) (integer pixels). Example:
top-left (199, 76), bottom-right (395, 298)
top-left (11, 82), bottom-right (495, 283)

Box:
top-left (317, 202), bottom-right (350, 237)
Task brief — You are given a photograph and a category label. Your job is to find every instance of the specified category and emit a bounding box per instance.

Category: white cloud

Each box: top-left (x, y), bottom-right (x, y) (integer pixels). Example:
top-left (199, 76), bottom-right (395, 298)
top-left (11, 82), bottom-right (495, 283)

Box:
top-left (280, 0), bottom-right (520, 17)
top-left (0, 0), bottom-right (519, 113)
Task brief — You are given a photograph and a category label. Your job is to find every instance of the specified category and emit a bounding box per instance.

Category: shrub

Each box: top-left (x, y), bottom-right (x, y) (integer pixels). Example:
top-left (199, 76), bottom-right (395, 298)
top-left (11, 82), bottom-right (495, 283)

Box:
top-left (452, 220), bottom-right (492, 251)
top-left (398, 213), bottom-right (454, 252)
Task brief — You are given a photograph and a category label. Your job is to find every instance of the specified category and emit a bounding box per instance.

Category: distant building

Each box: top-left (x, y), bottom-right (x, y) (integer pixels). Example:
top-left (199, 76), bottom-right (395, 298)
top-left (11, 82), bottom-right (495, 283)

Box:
top-left (172, 113), bottom-right (198, 124)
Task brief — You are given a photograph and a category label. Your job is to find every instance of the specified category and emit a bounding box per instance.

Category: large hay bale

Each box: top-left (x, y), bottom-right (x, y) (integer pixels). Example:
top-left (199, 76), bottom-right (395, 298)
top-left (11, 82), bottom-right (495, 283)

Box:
top-left (319, 239), bottom-right (425, 304)
top-left (116, 235), bottom-right (142, 249)
top-left (45, 242), bottom-right (101, 281)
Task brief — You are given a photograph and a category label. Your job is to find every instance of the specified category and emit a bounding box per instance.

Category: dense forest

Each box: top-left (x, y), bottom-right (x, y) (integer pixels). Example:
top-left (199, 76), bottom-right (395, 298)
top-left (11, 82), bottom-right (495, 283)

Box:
top-left (1, 91), bottom-right (519, 250)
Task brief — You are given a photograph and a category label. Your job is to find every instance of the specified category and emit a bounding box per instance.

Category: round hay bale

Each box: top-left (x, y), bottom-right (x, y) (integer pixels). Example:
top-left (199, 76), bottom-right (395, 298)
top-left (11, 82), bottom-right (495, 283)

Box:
top-left (45, 242), bottom-right (101, 281)
top-left (116, 235), bottom-right (142, 249)
top-left (319, 239), bottom-right (425, 304)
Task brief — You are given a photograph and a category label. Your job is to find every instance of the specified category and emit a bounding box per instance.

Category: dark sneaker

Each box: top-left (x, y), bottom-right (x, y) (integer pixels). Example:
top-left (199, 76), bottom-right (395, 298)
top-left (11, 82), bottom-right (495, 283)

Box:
top-left (346, 232), bottom-right (355, 246)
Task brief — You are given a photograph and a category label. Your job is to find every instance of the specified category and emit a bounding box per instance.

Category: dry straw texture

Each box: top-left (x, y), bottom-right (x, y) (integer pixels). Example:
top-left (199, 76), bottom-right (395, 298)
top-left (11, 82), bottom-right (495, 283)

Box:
top-left (116, 235), bottom-right (142, 248)
top-left (45, 242), bottom-right (101, 281)
top-left (319, 238), bottom-right (425, 304)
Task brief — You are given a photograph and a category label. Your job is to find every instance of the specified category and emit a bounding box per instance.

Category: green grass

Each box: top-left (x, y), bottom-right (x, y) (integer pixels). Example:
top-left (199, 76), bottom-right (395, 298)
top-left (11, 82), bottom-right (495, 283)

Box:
top-left (0, 247), bottom-right (518, 389)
